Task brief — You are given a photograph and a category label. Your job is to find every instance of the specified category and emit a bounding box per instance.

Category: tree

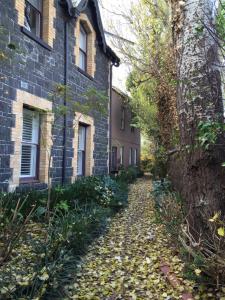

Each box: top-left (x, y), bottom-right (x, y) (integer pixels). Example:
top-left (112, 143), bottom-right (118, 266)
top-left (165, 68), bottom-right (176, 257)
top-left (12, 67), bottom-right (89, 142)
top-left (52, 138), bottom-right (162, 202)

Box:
top-left (109, 0), bottom-right (179, 149)
top-left (169, 0), bottom-right (225, 229)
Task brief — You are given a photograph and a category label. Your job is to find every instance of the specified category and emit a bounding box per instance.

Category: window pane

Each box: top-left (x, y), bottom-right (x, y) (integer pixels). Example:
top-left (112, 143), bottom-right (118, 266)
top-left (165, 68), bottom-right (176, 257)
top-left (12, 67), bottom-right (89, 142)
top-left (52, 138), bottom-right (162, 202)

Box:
top-left (120, 147), bottom-right (124, 165)
top-left (21, 144), bottom-right (32, 176)
top-left (79, 51), bottom-right (86, 71)
top-left (129, 148), bottom-right (132, 165)
top-left (21, 144), bottom-right (37, 177)
top-left (78, 126), bottom-right (86, 151)
top-left (22, 111), bottom-right (33, 142)
top-left (77, 125), bottom-right (86, 176)
top-left (21, 109), bottom-right (39, 178)
top-left (22, 109), bottom-right (39, 144)
top-left (134, 149), bottom-right (137, 165)
top-left (80, 25), bottom-right (87, 52)
top-left (25, 2), bottom-right (41, 37)
top-left (77, 151), bottom-right (83, 176)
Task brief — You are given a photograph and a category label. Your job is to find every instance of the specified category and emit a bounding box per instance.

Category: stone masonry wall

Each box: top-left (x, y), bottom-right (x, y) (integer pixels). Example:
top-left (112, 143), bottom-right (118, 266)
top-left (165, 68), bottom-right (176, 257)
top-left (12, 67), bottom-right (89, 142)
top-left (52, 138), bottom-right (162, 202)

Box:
top-left (0, 0), bottom-right (110, 191)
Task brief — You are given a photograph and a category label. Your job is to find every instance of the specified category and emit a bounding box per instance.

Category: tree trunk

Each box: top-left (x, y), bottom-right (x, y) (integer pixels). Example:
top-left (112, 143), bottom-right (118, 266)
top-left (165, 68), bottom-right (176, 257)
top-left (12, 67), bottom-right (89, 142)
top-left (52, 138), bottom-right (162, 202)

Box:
top-left (169, 0), bottom-right (225, 230)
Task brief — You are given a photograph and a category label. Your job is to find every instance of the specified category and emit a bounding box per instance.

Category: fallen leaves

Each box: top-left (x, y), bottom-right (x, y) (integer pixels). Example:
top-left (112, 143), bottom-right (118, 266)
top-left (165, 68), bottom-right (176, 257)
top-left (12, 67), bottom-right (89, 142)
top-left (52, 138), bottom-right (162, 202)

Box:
top-left (68, 179), bottom-right (196, 299)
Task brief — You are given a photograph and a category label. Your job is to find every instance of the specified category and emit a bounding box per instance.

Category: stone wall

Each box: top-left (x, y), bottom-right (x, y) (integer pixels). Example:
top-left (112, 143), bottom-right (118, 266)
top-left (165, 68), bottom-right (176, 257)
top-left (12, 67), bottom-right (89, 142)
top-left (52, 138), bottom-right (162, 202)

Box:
top-left (0, 0), bottom-right (110, 191)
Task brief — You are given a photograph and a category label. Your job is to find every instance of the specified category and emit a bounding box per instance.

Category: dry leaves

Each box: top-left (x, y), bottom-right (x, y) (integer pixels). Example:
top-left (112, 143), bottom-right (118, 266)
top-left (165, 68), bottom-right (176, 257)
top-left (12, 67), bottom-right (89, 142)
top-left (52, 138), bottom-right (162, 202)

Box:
top-left (67, 179), bottom-right (195, 300)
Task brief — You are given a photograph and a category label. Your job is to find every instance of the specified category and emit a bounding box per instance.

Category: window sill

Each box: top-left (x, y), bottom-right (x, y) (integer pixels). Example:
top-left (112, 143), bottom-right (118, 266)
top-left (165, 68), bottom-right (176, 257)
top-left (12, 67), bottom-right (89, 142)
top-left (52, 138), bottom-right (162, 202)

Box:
top-left (77, 67), bottom-right (94, 81)
top-left (20, 178), bottom-right (39, 184)
top-left (21, 27), bottom-right (52, 51)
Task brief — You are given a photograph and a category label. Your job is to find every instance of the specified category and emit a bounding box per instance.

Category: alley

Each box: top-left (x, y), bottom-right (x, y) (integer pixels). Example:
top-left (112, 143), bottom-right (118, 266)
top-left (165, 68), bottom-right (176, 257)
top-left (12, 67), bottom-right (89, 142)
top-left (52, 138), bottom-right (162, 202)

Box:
top-left (69, 178), bottom-right (195, 300)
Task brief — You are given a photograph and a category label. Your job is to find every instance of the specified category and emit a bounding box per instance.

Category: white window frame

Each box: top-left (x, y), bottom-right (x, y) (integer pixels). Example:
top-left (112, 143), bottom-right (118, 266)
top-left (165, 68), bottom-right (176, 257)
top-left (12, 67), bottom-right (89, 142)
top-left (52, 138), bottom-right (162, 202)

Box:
top-left (120, 146), bottom-right (124, 165)
top-left (20, 108), bottom-right (40, 178)
top-left (79, 24), bottom-right (88, 71)
top-left (77, 124), bottom-right (86, 176)
top-left (134, 149), bottom-right (137, 165)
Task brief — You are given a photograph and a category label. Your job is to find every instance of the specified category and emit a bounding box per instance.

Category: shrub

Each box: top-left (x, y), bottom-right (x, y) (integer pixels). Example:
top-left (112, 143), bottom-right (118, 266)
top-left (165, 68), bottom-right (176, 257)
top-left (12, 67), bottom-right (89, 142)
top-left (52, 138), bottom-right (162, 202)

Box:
top-left (151, 146), bottom-right (168, 179)
top-left (116, 166), bottom-right (139, 184)
top-left (152, 179), bottom-right (225, 290)
top-left (0, 175), bottom-right (129, 299)
top-left (152, 179), bottom-right (184, 240)
top-left (141, 154), bottom-right (154, 172)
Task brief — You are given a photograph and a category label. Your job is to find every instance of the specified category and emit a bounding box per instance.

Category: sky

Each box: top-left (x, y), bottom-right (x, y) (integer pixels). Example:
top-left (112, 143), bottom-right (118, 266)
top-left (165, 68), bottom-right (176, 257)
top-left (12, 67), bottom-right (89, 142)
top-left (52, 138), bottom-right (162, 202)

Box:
top-left (99, 0), bottom-right (136, 92)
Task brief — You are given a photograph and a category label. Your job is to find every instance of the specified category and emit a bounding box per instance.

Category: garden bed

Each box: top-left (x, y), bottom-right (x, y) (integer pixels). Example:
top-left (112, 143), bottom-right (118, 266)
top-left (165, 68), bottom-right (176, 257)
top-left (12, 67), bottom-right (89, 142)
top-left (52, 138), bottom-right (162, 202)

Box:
top-left (0, 169), bottom-right (138, 299)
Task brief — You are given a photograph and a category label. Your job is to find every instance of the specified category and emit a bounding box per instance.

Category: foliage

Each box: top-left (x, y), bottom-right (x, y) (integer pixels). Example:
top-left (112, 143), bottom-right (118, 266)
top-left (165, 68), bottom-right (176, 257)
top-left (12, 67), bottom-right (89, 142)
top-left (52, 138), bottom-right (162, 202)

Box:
top-left (196, 120), bottom-right (224, 150)
top-left (141, 154), bottom-right (154, 172)
top-left (114, 0), bottom-right (179, 148)
top-left (126, 71), bottom-right (160, 140)
top-left (49, 84), bottom-right (108, 119)
top-left (152, 178), bottom-right (225, 290)
top-left (152, 179), bottom-right (185, 243)
top-left (151, 145), bottom-right (168, 179)
top-left (179, 211), bottom-right (225, 289)
top-left (116, 166), bottom-right (140, 184)
top-left (216, 0), bottom-right (225, 49)
top-left (0, 175), bottom-right (129, 299)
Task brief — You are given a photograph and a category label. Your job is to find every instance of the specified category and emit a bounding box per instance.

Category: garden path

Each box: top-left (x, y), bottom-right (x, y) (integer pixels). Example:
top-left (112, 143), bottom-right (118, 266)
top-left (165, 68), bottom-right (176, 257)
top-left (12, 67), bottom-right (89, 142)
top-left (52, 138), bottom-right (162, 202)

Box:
top-left (69, 178), bottom-right (195, 300)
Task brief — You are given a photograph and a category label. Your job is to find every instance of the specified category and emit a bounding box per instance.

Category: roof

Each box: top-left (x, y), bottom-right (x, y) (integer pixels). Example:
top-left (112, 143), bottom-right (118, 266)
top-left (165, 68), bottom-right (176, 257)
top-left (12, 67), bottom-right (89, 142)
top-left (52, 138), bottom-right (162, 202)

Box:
top-left (112, 86), bottom-right (129, 99)
top-left (60, 0), bottom-right (120, 66)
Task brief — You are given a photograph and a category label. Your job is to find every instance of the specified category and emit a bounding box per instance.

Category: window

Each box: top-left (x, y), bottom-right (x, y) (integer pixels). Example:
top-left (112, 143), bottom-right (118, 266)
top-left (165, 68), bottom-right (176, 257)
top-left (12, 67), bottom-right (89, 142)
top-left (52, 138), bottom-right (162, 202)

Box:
top-left (79, 24), bottom-right (88, 71)
top-left (120, 146), bottom-right (124, 165)
top-left (20, 108), bottom-right (40, 179)
top-left (130, 112), bottom-right (135, 132)
top-left (24, 0), bottom-right (42, 38)
top-left (129, 148), bottom-right (132, 165)
top-left (121, 107), bottom-right (125, 130)
top-left (134, 149), bottom-right (137, 165)
top-left (111, 146), bottom-right (117, 171)
top-left (77, 125), bottom-right (86, 176)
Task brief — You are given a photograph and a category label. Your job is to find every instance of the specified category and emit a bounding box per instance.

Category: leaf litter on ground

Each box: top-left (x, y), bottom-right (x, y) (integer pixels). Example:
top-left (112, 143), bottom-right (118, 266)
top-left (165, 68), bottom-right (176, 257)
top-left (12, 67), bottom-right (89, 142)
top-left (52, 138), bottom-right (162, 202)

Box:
top-left (67, 178), bottom-right (197, 300)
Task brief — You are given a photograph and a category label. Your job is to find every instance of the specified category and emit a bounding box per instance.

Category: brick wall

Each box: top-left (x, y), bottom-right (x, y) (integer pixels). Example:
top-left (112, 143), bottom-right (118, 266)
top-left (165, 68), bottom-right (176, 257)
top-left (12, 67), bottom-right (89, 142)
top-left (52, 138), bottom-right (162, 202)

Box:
top-left (0, 0), bottom-right (110, 191)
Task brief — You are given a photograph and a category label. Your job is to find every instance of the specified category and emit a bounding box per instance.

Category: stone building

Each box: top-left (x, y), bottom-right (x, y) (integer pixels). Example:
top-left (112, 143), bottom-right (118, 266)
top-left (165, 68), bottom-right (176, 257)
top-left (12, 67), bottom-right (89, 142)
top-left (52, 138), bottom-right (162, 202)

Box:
top-left (110, 87), bottom-right (140, 172)
top-left (0, 0), bottom-right (119, 192)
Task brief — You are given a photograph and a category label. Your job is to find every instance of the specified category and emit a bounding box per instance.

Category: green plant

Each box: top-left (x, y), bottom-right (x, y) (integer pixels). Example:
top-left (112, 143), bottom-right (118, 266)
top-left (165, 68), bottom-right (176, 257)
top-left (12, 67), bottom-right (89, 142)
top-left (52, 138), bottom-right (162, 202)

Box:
top-left (116, 166), bottom-right (139, 184)
top-left (151, 146), bottom-right (168, 179)
top-left (0, 175), bottom-right (129, 298)
top-left (152, 179), bottom-right (184, 240)
top-left (196, 120), bottom-right (224, 150)
top-left (216, 0), bottom-right (225, 48)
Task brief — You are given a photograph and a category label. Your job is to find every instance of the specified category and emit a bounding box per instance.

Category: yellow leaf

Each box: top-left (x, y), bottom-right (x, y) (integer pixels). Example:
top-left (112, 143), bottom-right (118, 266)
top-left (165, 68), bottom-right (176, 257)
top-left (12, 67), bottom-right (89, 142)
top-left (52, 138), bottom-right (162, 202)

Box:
top-left (194, 269), bottom-right (201, 276)
top-left (38, 272), bottom-right (49, 281)
top-left (218, 227), bottom-right (225, 237)
top-left (209, 212), bottom-right (219, 222)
